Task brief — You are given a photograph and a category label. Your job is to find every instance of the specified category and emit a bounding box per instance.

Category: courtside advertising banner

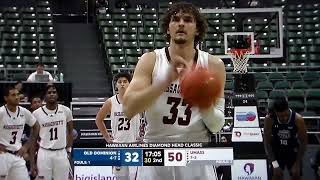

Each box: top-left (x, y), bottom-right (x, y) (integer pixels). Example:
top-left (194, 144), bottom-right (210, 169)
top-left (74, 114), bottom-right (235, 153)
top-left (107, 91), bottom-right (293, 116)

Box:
top-left (234, 106), bottom-right (259, 128)
top-left (231, 127), bottom-right (263, 142)
top-left (231, 159), bottom-right (268, 180)
top-left (74, 166), bottom-right (115, 180)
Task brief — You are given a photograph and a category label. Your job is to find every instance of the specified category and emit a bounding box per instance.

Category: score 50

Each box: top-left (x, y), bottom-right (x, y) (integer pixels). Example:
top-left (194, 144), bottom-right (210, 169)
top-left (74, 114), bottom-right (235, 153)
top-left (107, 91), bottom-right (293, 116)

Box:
top-left (164, 150), bottom-right (186, 166)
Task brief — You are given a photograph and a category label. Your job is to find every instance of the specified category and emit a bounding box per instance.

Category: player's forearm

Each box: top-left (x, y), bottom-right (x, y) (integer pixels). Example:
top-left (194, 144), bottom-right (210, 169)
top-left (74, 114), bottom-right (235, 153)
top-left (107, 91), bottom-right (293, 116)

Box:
top-left (25, 123), bottom-right (40, 149)
top-left (199, 98), bottom-right (225, 133)
top-left (66, 121), bottom-right (74, 148)
top-left (296, 141), bottom-right (307, 163)
top-left (96, 119), bottom-right (112, 141)
top-left (66, 133), bottom-right (73, 148)
top-left (29, 144), bottom-right (36, 165)
top-left (264, 139), bottom-right (276, 161)
top-left (123, 83), bottom-right (167, 119)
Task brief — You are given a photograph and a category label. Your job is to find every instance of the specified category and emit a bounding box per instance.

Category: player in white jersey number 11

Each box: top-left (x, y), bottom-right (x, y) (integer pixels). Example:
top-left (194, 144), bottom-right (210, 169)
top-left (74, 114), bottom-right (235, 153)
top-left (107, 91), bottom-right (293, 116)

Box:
top-left (32, 84), bottom-right (74, 180)
top-left (0, 86), bottom-right (40, 180)
top-left (96, 72), bottom-right (145, 180)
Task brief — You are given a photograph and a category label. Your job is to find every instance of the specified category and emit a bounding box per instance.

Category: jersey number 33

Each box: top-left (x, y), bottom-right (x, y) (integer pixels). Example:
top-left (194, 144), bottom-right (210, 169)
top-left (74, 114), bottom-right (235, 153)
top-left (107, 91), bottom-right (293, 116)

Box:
top-left (163, 97), bottom-right (192, 126)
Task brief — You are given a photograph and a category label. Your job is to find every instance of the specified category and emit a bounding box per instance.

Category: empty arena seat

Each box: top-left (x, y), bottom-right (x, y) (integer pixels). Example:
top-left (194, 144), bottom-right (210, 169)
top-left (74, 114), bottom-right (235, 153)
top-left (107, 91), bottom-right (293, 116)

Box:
top-left (310, 80), bottom-right (320, 88)
top-left (256, 90), bottom-right (268, 100)
top-left (41, 56), bottom-right (57, 65)
top-left (288, 100), bottom-right (305, 112)
top-left (128, 20), bottom-right (143, 27)
top-left (254, 73), bottom-right (268, 82)
top-left (125, 49), bottom-right (142, 57)
top-left (108, 56), bottom-right (125, 65)
top-left (155, 41), bottom-right (166, 49)
top-left (307, 90), bottom-right (320, 100)
top-left (286, 72), bottom-right (302, 81)
top-left (274, 81), bottom-right (290, 89)
top-left (22, 56), bottom-right (40, 64)
top-left (122, 41), bottom-right (137, 48)
top-left (102, 27), bottom-right (118, 34)
top-left (106, 49), bottom-right (124, 57)
top-left (128, 14), bottom-right (141, 21)
top-left (224, 81), bottom-right (234, 90)
top-left (139, 27), bottom-right (155, 34)
top-left (126, 56), bottom-right (139, 65)
top-left (292, 81), bottom-right (309, 89)
top-left (269, 73), bottom-right (285, 81)
top-left (103, 34), bottom-right (119, 41)
top-left (269, 90), bottom-right (286, 99)
top-left (303, 71), bottom-right (320, 81)
top-left (257, 81), bottom-right (273, 91)
top-left (287, 89), bottom-right (305, 102)
top-left (306, 100), bottom-right (320, 113)
top-left (121, 27), bottom-right (137, 34)
top-left (113, 13), bottom-right (128, 21)
top-left (139, 41), bottom-right (154, 49)
top-left (3, 55), bottom-right (21, 64)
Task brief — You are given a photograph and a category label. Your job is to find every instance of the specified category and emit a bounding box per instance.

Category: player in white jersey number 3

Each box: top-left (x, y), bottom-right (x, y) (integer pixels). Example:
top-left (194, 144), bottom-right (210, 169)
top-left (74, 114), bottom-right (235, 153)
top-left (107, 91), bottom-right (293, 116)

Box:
top-left (32, 85), bottom-right (74, 180)
top-left (0, 86), bottom-right (40, 180)
top-left (96, 72), bottom-right (144, 180)
top-left (123, 2), bottom-right (226, 180)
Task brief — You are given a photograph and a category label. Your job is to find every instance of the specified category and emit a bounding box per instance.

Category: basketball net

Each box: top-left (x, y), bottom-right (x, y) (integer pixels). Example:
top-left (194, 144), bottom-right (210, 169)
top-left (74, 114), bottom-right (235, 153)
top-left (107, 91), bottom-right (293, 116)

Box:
top-left (229, 49), bottom-right (252, 74)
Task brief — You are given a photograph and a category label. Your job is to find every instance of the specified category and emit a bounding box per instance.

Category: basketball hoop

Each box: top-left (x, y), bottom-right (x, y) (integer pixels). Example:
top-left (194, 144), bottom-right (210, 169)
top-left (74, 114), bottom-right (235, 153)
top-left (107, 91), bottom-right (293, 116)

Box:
top-left (228, 48), bottom-right (252, 74)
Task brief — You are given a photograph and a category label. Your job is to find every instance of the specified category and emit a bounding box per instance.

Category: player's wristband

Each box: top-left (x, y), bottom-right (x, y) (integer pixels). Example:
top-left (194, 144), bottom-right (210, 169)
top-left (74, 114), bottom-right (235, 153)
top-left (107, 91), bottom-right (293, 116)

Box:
top-left (199, 98), bottom-right (225, 133)
top-left (66, 147), bottom-right (72, 153)
top-left (272, 160), bottom-right (279, 168)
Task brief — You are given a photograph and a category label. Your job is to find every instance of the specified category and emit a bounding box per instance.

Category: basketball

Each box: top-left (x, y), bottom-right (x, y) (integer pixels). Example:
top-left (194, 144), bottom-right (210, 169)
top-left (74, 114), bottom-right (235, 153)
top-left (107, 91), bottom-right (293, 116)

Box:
top-left (180, 67), bottom-right (222, 109)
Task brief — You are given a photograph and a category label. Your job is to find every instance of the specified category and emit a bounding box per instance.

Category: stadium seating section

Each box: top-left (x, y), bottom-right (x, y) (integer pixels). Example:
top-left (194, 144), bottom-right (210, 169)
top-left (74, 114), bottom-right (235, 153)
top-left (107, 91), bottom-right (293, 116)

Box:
top-left (97, 1), bottom-right (320, 115)
top-left (0, 1), bottom-right (58, 81)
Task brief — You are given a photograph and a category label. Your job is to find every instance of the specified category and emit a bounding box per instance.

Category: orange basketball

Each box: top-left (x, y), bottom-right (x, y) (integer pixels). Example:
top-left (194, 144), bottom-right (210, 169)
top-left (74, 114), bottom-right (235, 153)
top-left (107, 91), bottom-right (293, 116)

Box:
top-left (180, 67), bottom-right (222, 109)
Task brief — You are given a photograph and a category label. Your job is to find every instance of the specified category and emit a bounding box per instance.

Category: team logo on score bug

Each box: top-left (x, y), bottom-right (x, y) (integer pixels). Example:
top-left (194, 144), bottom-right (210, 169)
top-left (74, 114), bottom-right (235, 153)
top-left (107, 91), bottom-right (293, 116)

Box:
top-left (236, 111), bottom-right (256, 122)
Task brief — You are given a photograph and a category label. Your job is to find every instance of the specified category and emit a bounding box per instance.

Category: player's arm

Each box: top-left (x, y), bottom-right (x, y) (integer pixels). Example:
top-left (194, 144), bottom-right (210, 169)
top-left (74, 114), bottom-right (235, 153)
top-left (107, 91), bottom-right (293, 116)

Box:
top-left (199, 55), bottom-right (226, 133)
top-left (0, 111), bottom-right (5, 152)
top-left (65, 107), bottom-right (74, 153)
top-left (28, 121), bottom-right (40, 163)
top-left (21, 111), bottom-right (40, 151)
top-left (263, 114), bottom-right (276, 162)
top-left (295, 114), bottom-right (308, 163)
top-left (123, 52), bottom-right (169, 119)
top-left (66, 121), bottom-right (73, 150)
top-left (95, 99), bottom-right (113, 143)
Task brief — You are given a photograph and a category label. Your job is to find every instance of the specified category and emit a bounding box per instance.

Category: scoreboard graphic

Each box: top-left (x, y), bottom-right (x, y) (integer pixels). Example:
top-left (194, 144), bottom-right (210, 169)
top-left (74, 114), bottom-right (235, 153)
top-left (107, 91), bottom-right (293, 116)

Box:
top-left (73, 143), bottom-right (234, 167)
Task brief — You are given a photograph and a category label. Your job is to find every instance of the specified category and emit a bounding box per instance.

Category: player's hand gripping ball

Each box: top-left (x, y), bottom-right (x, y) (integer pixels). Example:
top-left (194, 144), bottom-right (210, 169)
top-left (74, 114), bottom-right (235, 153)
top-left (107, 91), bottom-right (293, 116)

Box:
top-left (180, 67), bottom-right (222, 109)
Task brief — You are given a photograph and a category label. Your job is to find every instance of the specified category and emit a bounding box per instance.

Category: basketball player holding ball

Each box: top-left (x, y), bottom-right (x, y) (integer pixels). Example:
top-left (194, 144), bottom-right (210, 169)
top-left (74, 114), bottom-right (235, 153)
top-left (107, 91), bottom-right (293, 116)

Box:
top-left (123, 2), bottom-right (226, 180)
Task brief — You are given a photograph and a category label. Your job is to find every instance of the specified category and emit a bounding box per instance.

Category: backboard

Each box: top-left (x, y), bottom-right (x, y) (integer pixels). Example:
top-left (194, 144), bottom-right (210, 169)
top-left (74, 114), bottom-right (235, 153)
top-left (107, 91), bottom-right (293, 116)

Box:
top-left (200, 7), bottom-right (284, 59)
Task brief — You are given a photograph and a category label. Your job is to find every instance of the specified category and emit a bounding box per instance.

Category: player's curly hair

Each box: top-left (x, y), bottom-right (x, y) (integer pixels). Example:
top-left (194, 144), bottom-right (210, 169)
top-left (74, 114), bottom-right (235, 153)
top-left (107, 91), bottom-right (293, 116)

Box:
top-left (45, 84), bottom-right (57, 94)
top-left (271, 97), bottom-right (289, 113)
top-left (161, 2), bottom-right (208, 46)
top-left (114, 72), bottom-right (132, 83)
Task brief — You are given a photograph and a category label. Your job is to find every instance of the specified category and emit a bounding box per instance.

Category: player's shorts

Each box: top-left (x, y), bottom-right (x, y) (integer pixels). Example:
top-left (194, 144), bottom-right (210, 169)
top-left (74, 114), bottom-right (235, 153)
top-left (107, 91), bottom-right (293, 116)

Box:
top-left (0, 152), bottom-right (29, 180)
top-left (271, 150), bottom-right (302, 176)
top-left (135, 165), bottom-right (217, 180)
top-left (36, 147), bottom-right (70, 180)
top-left (112, 166), bottom-right (138, 180)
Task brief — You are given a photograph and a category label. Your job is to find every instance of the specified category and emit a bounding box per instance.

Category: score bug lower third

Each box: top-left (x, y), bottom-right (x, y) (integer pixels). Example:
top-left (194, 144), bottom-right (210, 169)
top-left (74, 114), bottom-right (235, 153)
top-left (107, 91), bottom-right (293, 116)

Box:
top-left (73, 143), bottom-right (233, 167)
